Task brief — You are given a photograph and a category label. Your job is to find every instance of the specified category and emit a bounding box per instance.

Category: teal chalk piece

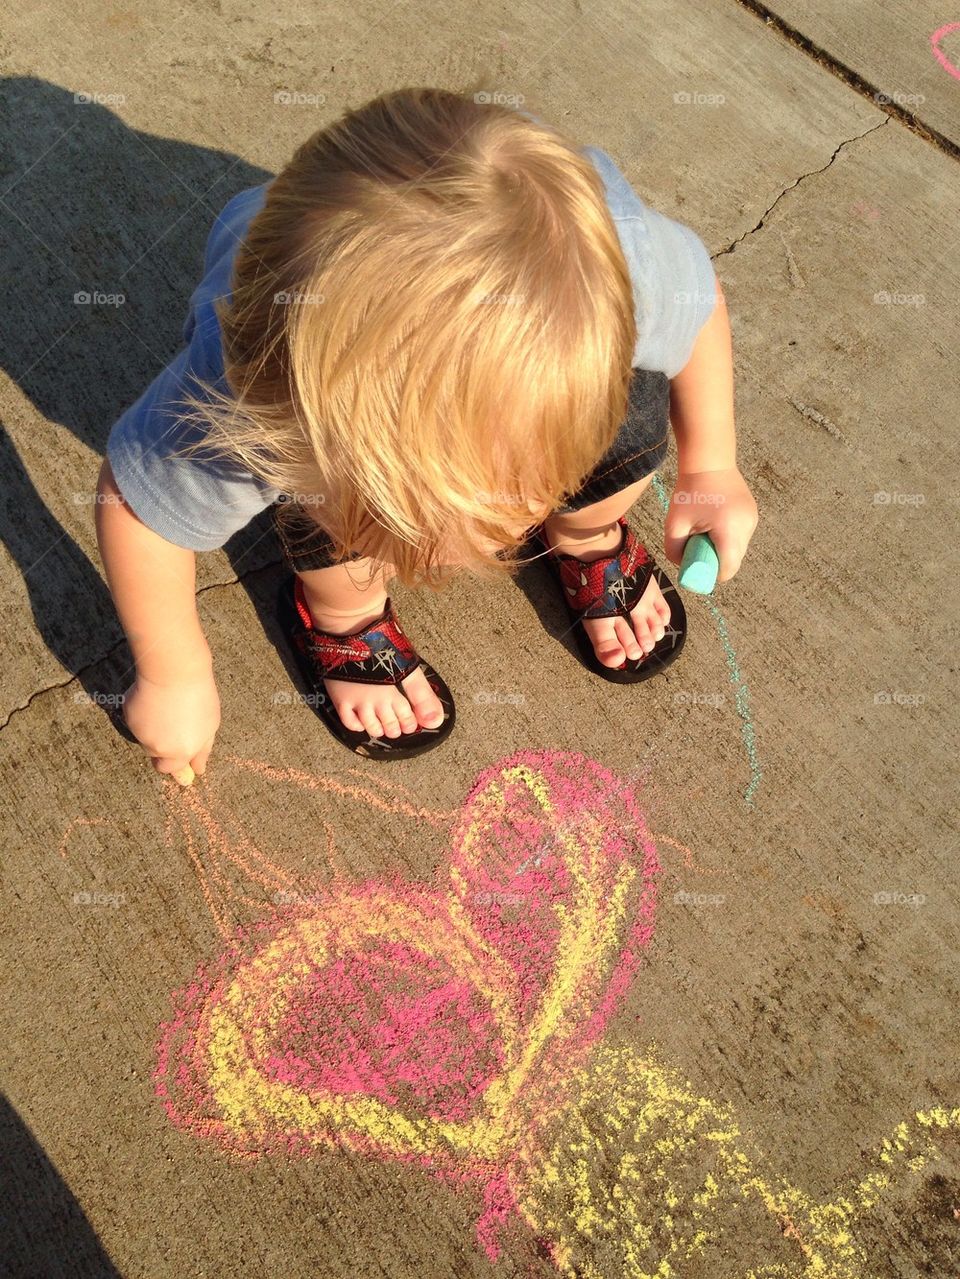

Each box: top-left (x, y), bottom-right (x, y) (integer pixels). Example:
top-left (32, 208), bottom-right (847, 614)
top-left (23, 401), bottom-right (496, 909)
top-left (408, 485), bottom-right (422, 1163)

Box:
top-left (678, 533), bottom-right (720, 595)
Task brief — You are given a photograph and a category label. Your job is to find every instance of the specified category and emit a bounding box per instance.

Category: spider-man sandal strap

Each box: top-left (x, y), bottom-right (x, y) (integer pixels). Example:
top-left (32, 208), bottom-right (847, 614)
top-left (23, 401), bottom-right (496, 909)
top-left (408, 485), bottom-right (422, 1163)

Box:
top-left (291, 576), bottom-right (422, 686)
top-left (535, 515), bottom-right (654, 622)
top-left (531, 514), bottom-right (687, 685)
top-left (276, 575), bottom-right (457, 759)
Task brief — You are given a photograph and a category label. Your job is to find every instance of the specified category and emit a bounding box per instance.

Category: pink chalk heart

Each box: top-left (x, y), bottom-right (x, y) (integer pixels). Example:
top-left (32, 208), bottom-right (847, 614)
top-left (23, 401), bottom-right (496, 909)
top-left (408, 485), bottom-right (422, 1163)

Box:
top-left (152, 746), bottom-right (661, 1252)
top-left (264, 939), bottom-right (505, 1122)
top-left (931, 23), bottom-right (960, 81)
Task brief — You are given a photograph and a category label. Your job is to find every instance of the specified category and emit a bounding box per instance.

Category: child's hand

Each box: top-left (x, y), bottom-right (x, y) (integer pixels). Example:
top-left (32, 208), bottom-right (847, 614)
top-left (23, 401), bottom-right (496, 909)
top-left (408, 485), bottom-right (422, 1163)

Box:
top-left (122, 670), bottom-right (221, 781)
top-left (663, 467), bottom-right (758, 583)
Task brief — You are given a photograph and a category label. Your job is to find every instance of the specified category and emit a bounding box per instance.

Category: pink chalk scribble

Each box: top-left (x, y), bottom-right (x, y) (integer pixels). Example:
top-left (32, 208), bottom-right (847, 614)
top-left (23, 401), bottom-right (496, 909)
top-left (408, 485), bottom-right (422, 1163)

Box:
top-left (851, 199), bottom-right (882, 222)
top-left (931, 22), bottom-right (960, 81)
top-left (152, 749), bottom-right (663, 1263)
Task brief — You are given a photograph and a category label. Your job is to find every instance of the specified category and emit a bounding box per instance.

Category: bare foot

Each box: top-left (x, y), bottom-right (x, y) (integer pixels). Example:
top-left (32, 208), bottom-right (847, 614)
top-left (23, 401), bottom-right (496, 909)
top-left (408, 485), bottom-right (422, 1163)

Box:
top-left (305, 597), bottom-right (447, 739)
top-left (542, 520), bottom-right (671, 669)
top-left (580, 575), bottom-right (670, 668)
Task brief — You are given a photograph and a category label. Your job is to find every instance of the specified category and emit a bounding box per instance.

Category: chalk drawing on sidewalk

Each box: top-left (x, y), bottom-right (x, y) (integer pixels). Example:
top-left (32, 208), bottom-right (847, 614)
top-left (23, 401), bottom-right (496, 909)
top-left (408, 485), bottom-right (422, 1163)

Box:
top-left (518, 1042), bottom-right (960, 1278)
top-left (57, 816), bottom-right (118, 859)
top-left (153, 749), bottom-right (660, 1260)
top-left (931, 22), bottom-right (960, 80)
top-left (651, 473), bottom-right (762, 806)
top-left (147, 752), bottom-right (958, 1274)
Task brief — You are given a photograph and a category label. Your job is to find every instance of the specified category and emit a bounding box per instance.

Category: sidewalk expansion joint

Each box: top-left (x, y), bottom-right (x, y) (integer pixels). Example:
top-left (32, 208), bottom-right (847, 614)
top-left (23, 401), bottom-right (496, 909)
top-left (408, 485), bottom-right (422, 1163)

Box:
top-left (735, 0), bottom-right (960, 163)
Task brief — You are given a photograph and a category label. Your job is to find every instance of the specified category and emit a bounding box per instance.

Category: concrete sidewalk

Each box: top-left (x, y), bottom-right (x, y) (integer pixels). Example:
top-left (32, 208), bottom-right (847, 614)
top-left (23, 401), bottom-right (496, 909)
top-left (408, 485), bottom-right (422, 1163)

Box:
top-left (2, 2), bottom-right (958, 1276)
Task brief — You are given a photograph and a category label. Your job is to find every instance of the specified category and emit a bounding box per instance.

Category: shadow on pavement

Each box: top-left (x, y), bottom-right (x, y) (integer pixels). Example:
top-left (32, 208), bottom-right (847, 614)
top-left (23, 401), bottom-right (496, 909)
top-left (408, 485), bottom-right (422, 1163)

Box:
top-left (0, 1093), bottom-right (123, 1278)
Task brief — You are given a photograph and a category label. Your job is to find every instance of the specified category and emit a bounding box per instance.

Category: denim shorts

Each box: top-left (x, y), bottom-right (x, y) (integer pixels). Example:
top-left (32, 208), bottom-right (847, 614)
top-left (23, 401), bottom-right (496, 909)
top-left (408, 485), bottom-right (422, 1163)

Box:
top-left (272, 365), bottom-right (669, 573)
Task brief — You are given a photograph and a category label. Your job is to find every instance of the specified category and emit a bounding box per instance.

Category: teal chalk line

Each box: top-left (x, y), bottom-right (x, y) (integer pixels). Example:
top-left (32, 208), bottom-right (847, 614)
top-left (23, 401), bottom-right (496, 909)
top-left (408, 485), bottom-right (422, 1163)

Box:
top-left (651, 473), bottom-right (762, 807)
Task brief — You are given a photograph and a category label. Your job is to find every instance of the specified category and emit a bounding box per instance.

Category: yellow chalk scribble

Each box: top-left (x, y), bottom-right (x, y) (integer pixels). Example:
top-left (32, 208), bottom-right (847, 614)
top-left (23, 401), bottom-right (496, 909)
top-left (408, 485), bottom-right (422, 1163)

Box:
top-left (515, 1043), bottom-right (960, 1278)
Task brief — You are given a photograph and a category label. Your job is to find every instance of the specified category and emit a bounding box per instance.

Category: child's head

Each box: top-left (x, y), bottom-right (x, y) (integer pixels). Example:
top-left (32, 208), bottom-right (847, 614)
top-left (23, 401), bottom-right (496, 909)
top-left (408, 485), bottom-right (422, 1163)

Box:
top-left (184, 86), bottom-right (636, 588)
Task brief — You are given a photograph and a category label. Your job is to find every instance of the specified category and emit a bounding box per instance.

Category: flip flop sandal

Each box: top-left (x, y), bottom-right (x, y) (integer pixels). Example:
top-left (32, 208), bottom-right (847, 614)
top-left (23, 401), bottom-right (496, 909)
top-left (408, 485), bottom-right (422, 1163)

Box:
top-left (276, 575), bottom-right (456, 759)
top-left (531, 514), bottom-right (686, 684)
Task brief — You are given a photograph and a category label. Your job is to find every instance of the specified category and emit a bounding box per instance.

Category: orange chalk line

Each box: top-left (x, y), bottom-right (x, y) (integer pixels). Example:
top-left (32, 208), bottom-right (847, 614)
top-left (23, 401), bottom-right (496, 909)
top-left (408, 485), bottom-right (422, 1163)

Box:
top-left (57, 816), bottom-right (119, 859)
top-left (163, 756), bottom-right (462, 937)
top-left (219, 813), bottom-right (299, 894)
top-left (183, 784), bottom-right (298, 892)
top-left (646, 831), bottom-right (729, 883)
top-left (174, 793), bottom-right (282, 938)
top-left (171, 790), bottom-right (284, 939)
top-left (161, 758), bottom-right (722, 943)
top-left (221, 755), bottom-right (460, 827)
top-left (177, 801), bottom-right (233, 937)
top-left (342, 764), bottom-right (431, 805)
top-left (322, 820), bottom-right (348, 882)
top-left (173, 799), bottom-right (230, 939)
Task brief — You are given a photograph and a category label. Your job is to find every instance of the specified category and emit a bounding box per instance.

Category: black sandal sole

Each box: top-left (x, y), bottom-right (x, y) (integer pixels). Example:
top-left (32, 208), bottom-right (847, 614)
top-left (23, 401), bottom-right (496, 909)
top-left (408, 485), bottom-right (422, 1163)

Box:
top-left (275, 577), bottom-right (456, 760)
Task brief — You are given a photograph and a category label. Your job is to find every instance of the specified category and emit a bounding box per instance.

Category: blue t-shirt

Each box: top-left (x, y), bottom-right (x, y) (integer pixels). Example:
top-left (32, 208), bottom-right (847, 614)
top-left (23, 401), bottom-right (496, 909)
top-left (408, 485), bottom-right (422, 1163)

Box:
top-left (106, 144), bottom-right (718, 552)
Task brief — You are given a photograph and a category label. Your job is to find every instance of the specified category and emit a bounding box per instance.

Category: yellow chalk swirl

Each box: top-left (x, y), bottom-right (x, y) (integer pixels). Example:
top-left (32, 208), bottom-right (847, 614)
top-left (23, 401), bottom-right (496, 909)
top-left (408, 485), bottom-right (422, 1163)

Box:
top-left (515, 1043), bottom-right (960, 1278)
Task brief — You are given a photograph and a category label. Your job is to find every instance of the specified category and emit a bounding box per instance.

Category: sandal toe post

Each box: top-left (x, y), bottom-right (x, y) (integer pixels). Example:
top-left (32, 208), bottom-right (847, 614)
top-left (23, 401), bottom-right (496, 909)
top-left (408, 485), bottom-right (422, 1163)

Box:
top-left (276, 576), bottom-right (455, 759)
top-left (536, 515), bottom-right (686, 684)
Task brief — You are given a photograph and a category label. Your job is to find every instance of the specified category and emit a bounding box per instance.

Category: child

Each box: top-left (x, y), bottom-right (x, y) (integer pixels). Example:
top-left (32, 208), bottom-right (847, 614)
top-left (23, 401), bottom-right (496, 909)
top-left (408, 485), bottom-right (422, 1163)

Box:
top-left (96, 87), bottom-right (758, 770)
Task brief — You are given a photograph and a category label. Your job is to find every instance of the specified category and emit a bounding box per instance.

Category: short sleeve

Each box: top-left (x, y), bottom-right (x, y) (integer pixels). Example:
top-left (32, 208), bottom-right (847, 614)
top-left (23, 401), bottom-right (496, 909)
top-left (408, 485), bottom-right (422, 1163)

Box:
top-left (628, 207), bottom-right (719, 378)
top-left (106, 183), bottom-right (281, 551)
top-left (106, 347), bottom-right (281, 553)
top-left (580, 144), bottom-right (719, 378)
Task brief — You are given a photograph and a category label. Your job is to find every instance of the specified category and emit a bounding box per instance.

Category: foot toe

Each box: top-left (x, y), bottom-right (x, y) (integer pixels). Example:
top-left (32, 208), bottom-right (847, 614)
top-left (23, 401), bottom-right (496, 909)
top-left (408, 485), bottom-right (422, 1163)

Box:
top-left (358, 705), bottom-right (386, 738)
top-left (339, 704), bottom-right (366, 733)
top-left (614, 616), bottom-right (645, 660)
top-left (378, 709), bottom-right (403, 738)
top-left (583, 617), bottom-right (627, 666)
top-left (400, 666), bottom-right (446, 727)
top-left (391, 692), bottom-right (420, 735)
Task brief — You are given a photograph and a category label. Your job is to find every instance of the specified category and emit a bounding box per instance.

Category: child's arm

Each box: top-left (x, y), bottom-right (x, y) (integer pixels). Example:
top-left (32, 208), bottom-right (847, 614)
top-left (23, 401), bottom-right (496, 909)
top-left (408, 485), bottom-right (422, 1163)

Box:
top-left (663, 281), bottom-right (758, 582)
top-left (95, 458), bottom-right (220, 780)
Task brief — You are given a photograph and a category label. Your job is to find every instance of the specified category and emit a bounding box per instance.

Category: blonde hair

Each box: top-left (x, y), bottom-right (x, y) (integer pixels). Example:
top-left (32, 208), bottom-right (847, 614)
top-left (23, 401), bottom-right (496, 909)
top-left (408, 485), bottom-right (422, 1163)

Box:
top-left (177, 84), bottom-right (636, 589)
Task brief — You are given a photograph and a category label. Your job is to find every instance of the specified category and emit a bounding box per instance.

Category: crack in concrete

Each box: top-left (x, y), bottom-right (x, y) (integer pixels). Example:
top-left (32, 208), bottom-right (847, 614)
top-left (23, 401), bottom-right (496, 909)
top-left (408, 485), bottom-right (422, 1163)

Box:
top-left (0, 557), bottom-right (282, 733)
top-left (1, 670), bottom-right (92, 735)
top-left (734, 0), bottom-right (960, 163)
top-left (712, 118), bottom-right (889, 259)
